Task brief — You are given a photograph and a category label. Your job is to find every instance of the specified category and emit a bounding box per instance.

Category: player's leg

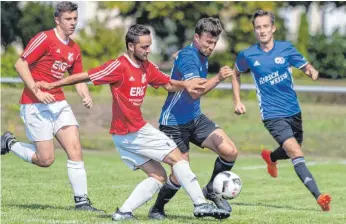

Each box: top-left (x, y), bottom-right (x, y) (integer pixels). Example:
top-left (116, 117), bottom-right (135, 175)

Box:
top-left (149, 124), bottom-right (190, 219)
top-left (1, 104), bottom-right (56, 167)
top-left (113, 160), bottom-right (166, 221)
top-left (194, 114), bottom-right (236, 211)
top-left (282, 114), bottom-right (331, 211)
top-left (54, 102), bottom-right (102, 212)
top-left (163, 148), bottom-right (230, 219)
top-left (261, 117), bottom-right (293, 177)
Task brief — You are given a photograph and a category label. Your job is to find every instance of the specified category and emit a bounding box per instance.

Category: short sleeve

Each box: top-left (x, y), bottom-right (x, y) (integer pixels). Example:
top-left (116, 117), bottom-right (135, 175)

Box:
top-left (21, 32), bottom-right (49, 65)
top-left (287, 44), bottom-right (308, 69)
top-left (88, 59), bottom-right (123, 85)
top-left (148, 61), bottom-right (170, 89)
top-left (235, 51), bottom-right (249, 72)
top-left (177, 52), bottom-right (200, 80)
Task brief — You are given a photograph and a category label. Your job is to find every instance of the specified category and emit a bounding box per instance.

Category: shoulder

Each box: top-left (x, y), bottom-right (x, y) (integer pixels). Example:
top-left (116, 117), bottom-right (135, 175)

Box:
top-left (177, 45), bottom-right (198, 63)
top-left (239, 44), bottom-right (258, 57)
top-left (275, 40), bottom-right (294, 49)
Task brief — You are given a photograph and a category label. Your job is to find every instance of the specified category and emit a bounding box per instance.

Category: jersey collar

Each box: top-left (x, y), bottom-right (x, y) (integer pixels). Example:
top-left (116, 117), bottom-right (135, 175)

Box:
top-left (54, 28), bottom-right (69, 45)
top-left (124, 53), bottom-right (141, 68)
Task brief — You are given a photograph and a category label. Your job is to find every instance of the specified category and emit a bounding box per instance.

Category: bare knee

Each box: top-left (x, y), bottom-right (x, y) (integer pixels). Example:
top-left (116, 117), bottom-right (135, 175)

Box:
top-left (149, 171), bottom-right (167, 184)
top-left (163, 148), bottom-right (185, 166)
top-left (219, 146), bottom-right (238, 161)
top-left (66, 144), bottom-right (83, 161)
top-left (36, 158), bottom-right (54, 167)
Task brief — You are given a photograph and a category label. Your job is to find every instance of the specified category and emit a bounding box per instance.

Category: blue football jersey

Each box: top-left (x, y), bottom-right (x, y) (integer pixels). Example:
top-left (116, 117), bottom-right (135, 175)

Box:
top-left (235, 41), bottom-right (308, 120)
top-left (159, 44), bottom-right (208, 125)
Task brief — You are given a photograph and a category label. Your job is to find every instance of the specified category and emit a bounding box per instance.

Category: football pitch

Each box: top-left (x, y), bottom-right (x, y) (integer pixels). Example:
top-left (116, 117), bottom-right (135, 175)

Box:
top-left (1, 150), bottom-right (345, 224)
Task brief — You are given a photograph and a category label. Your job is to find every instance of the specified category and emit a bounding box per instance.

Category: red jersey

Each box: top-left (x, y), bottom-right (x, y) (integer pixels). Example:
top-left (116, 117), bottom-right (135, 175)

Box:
top-left (88, 54), bottom-right (170, 135)
top-left (20, 28), bottom-right (83, 104)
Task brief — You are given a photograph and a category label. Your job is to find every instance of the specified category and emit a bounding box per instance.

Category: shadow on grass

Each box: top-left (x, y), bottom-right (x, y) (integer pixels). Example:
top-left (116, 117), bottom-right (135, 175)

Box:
top-left (7, 203), bottom-right (72, 211)
top-left (232, 202), bottom-right (317, 212)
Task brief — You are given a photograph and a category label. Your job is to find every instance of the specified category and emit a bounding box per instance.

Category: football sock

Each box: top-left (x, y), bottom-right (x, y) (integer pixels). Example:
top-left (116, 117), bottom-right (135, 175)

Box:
top-left (67, 160), bottom-right (88, 198)
top-left (270, 147), bottom-right (290, 162)
top-left (10, 142), bottom-right (36, 163)
top-left (152, 175), bottom-right (180, 210)
top-left (172, 160), bottom-right (206, 206)
top-left (292, 157), bottom-right (321, 199)
top-left (206, 156), bottom-right (235, 193)
top-left (120, 177), bottom-right (162, 213)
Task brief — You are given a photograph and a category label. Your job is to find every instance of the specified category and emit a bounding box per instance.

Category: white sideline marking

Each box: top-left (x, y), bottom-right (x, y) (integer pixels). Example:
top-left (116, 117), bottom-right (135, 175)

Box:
top-left (238, 160), bottom-right (346, 170)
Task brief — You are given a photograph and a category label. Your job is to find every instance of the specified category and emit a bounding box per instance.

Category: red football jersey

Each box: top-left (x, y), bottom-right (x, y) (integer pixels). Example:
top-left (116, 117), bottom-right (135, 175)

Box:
top-left (20, 28), bottom-right (83, 104)
top-left (88, 54), bottom-right (170, 135)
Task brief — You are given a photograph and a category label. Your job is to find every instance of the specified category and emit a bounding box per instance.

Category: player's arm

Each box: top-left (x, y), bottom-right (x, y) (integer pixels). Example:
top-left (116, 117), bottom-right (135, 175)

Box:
top-left (301, 63), bottom-right (319, 81)
top-left (189, 66), bottom-right (234, 99)
top-left (15, 32), bottom-right (56, 104)
top-left (162, 78), bottom-right (207, 93)
top-left (231, 66), bottom-right (246, 115)
top-left (36, 72), bottom-right (90, 90)
top-left (70, 53), bottom-right (93, 108)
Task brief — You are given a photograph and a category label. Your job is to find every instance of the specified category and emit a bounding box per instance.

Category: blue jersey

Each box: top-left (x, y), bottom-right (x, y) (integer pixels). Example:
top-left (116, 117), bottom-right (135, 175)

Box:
top-left (159, 44), bottom-right (208, 125)
top-left (235, 41), bottom-right (308, 120)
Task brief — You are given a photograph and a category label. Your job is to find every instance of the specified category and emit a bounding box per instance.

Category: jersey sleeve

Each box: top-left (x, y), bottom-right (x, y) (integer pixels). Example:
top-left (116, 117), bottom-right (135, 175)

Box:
top-left (88, 59), bottom-right (123, 85)
top-left (177, 52), bottom-right (200, 80)
top-left (69, 53), bottom-right (83, 75)
top-left (21, 32), bottom-right (50, 65)
top-left (287, 44), bottom-right (308, 69)
top-left (235, 51), bottom-right (249, 72)
top-left (148, 62), bottom-right (170, 89)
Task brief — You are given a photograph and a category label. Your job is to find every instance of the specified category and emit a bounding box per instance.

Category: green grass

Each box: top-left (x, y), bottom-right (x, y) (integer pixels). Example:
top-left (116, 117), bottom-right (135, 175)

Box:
top-left (1, 87), bottom-right (346, 157)
top-left (1, 151), bottom-right (345, 223)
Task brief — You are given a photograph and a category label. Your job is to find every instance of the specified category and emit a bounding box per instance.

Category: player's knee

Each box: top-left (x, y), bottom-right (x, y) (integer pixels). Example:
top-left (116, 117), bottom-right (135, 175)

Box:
top-left (220, 146), bottom-right (238, 161)
top-left (66, 144), bottom-right (82, 160)
top-left (149, 172), bottom-right (167, 184)
top-left (37, 158), bottom-right (54, 167)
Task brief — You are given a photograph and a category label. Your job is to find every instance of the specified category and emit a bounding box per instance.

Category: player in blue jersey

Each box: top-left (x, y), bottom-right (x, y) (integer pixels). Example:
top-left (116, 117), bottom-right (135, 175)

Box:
top-left (149, 17), bottom-right (238, 220)
top-left (232, 10), bottom-right (331, 211)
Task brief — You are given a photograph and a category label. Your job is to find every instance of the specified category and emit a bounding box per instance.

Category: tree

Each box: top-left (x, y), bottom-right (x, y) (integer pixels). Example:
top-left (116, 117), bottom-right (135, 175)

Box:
top-left (1, 2), bottom-right (22, 48)
top-left (18, 2), bottom-right (55, 47)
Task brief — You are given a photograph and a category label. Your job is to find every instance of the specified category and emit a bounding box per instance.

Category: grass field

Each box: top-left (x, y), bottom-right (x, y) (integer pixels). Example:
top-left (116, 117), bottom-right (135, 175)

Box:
top-left (1, 151), bottom-right (346, 224)
top-left (1, 87), bottom-right (346, 223)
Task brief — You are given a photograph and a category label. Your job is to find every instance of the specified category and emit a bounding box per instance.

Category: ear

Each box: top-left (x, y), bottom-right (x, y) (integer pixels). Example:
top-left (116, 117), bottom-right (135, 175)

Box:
top-left (54, 17), bottom-right (60, 25)
top-left (194, 33), bottom-right (200, 43)
top-left (272, 25), bottom-right (276, 34)
top-left (128, 42), bottom-right (135, 52)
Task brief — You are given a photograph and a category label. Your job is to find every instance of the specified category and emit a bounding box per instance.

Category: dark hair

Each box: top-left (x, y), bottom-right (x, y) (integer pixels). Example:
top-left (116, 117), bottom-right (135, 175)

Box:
top-left (125, 24), bottom-right (151, 49)
top-left (195, 17), bottom-right (223, 36)
top-left (54, 1), bottom-right (78, 17)
top-left (252, 10), bottom-right (275, 27)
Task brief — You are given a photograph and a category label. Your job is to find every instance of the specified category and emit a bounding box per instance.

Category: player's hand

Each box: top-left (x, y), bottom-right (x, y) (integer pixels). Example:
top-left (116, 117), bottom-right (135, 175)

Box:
top-left (82, 95), bottom-right (93, 109)
top-left (185, 78), bottom-right (207, 94)
top-left (304, 64), bottom-right (319, 81)
top-left (34, 81), bottom-right (55, 90)
top-left (217, 66), bottom-right (234, 82)
top-left (34, 89), bottom-right (56, 104)
top-left (234, 102), bottom-right (246, 115)
top-left (309, 67), bottom-right (319, 81)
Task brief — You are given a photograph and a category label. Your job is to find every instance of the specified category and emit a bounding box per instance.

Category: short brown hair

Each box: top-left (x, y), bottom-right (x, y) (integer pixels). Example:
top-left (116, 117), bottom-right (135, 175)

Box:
top-left (252, 10), bottom-right (275, 27)
top-left (195, 17), bottom-right (223, 37)
top-left (54, 1), bottom-right (78, 17)
top-left (125, 24), bottom-right (151, 50)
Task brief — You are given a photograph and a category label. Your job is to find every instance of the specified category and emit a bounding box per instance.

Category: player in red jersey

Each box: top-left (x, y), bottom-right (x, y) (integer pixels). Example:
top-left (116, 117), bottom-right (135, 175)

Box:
top-left (35, 24), bottom-right (231, 221)
top-left (1, 2), bottom-right (102, 211)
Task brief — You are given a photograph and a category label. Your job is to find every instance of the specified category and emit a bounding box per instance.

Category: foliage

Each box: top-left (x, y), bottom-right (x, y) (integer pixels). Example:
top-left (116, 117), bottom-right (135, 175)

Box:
top-left (1, 2), bottom-right (22, 48)
top-left (17, 2), bottom-right (55, 47)
top-left (308, 31), bottom-right (346, 79)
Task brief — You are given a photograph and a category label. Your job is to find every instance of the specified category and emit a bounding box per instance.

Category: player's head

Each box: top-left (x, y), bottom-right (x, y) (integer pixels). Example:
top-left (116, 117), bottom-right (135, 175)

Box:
top-left (54, 1), bottom-right (78, 36)
top-left (194, 17), bottom-right (223, 57)
top-left (252, 10), bottom-right (276, 44)
top-left (126, 24), bottom-right (152, 62)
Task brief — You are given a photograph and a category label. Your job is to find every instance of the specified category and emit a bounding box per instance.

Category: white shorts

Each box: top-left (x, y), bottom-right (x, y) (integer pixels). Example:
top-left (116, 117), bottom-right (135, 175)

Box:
top-left (112, 123), bottom-right (177, 170)
top-left (20, 100), bottom-right (79, 142)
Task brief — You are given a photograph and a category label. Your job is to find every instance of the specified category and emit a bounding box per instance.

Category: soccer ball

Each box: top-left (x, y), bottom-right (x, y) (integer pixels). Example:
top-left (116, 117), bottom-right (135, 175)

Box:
top-left (212, 171), bottom-right (242, 200)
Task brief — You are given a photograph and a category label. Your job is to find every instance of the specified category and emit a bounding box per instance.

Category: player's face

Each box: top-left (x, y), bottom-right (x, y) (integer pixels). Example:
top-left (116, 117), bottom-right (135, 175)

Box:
top-left (133, 35), bottom-right (152, 62)
top-left (253, 15), bottom-right (276, 44)
top-left (55, 10), bottom-right (78, 36)
top-left (194, 32), bottom-right (219, 57)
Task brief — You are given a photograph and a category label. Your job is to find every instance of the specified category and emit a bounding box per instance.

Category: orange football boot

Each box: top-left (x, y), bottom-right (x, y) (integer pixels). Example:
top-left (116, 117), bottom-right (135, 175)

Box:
top-left (261, 149), bottom-right (278, 178)
top-left (317, 194), bottom-right (331, 211)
